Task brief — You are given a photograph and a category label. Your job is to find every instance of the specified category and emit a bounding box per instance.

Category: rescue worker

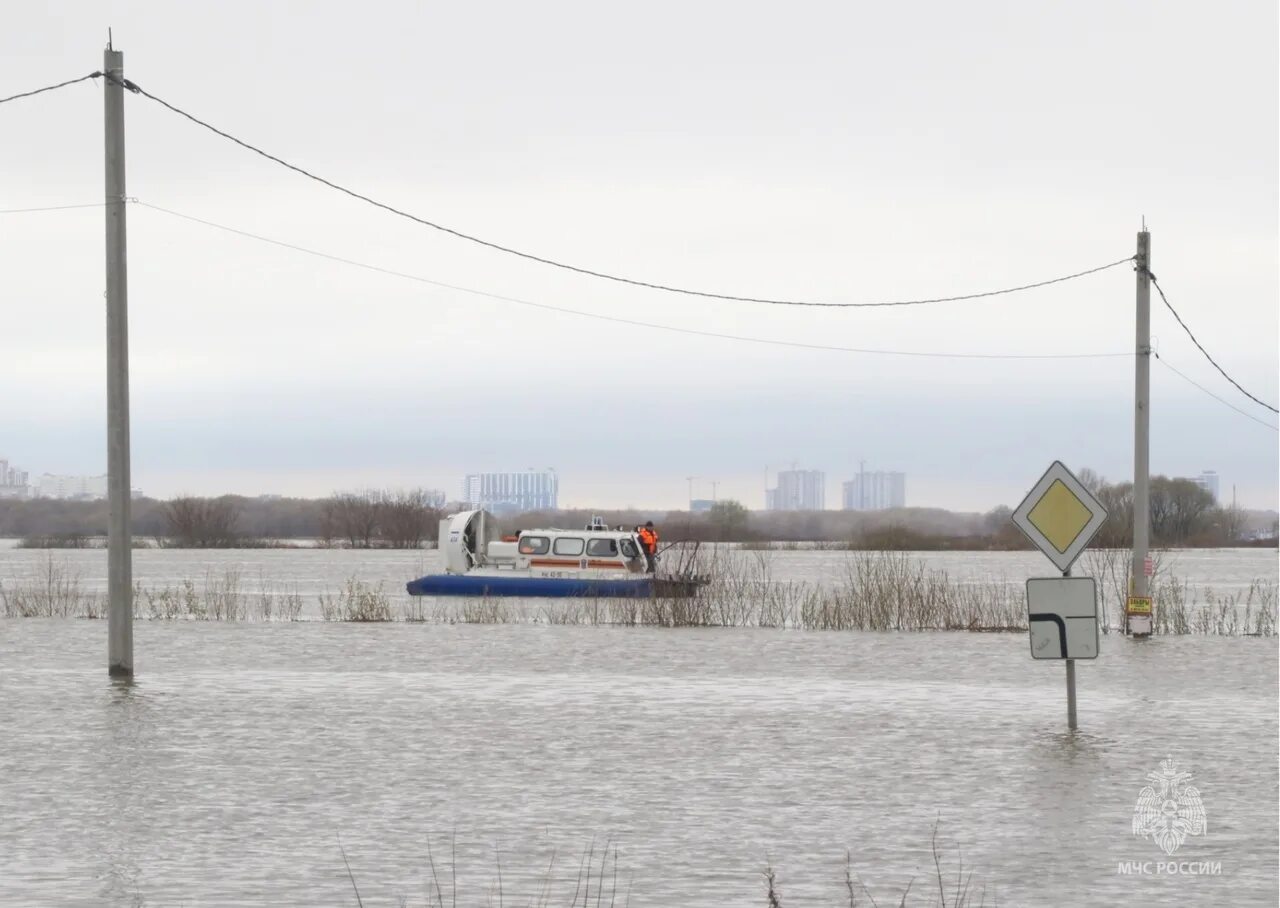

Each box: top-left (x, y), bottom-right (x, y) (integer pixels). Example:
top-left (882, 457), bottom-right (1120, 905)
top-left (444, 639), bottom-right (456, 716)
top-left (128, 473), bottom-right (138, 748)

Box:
top-left (637, 521), bottom-right (659, 572)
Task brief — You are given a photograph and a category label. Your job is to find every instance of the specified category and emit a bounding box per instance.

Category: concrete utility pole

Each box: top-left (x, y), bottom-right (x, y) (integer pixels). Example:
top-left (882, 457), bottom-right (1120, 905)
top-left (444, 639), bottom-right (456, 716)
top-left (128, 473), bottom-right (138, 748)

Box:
top-left (1130, 230), bottom-right (1152, 636)
top-left (104, 41), bottom-right (134, 677)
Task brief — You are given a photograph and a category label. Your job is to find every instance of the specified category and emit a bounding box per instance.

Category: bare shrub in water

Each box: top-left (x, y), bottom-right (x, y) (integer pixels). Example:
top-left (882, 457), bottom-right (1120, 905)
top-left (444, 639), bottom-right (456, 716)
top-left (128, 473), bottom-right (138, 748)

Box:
top-left (203, 568), bottom-right (245, 620)
top-left (1153, 576), bottom-right (1279, 636)
top-left (6, 550), bottom-right (1273, 633)
top-left (1248, 581), bottom-right (1279, 636)
top-left (1082, 547), bottom-right (1171, 632)
top-left (667, 548), bottom-right (1022, 632)
top-left (459, 597), bottom-right (514, 624)
top-left (162, 495), bottom-right (243, 547)
top-left (0, 556), bottom-right (98, 618)
top-left (602, 596), bottom-right (639, 627)
top-left (537, 598), bottom-right (610, 626)
top-left (138, 578), bottom-right (199, 619)
top-left (319, 586), bottom-right (340, 621)
top-left (17, 532), bottom-right (92, 549)
top-left (134, 569), bottom-right (249, 620)
top-left (319, 577), bottom-right (392, 621)
top-left (255, 574), bottom-right (304, 622)
top-left (401, 596), bottom-right (434, 623)
top-left (410, 596), bottom-right (519, 624)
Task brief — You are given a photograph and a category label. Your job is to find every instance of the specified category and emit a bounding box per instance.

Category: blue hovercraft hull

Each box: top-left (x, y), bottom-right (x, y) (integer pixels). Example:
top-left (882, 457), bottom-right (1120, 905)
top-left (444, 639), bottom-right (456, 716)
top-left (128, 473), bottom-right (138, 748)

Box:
top-left (406, 573), bottom-right (655, 598)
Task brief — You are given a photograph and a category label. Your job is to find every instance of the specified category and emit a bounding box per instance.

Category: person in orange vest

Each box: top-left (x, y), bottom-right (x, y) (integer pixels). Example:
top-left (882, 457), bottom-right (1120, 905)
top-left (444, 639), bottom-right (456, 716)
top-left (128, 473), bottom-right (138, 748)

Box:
top-left (636, 521), bottom-right (659, 572)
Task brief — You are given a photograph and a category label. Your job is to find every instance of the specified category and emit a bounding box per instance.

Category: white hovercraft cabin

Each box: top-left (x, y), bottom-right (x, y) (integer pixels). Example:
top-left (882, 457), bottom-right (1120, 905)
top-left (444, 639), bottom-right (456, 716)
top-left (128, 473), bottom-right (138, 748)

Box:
top-left (406, 511), bottom-right (677, 598)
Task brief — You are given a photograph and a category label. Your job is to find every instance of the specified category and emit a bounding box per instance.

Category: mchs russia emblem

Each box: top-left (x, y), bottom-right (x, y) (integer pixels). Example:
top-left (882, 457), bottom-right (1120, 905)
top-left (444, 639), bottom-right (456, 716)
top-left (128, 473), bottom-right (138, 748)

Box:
top-left (1132, 757), bottom-right (1207, 855)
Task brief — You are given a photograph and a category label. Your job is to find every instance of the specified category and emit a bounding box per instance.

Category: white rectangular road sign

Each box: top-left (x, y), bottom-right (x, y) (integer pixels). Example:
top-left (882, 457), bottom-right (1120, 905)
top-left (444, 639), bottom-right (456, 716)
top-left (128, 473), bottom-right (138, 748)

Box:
top-left (1027, 577), bottom-right (1098, 660)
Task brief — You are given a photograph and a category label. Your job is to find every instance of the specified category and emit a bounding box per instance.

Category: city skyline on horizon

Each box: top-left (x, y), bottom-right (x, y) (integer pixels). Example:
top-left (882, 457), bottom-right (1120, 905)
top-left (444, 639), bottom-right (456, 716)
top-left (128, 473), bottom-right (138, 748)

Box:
top-left (2, 453), bottom-right (1267, 514)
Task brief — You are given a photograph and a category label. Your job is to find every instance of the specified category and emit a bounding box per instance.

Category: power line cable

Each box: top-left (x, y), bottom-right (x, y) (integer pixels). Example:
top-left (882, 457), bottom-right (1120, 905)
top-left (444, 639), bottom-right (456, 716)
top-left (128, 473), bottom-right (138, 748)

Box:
top-left (1154, 352), bottom-right (1278, 431)
top-left (0, 72), bottom-right (100, 106)
top-left (0, 202), bottom-right (107, 214)
top-left (1149, 274), bottom-right (1277, 414)
top-left (135, 200), bottom-right (1132, 361)
top-left (112, 74), bottom-right (1133, 308)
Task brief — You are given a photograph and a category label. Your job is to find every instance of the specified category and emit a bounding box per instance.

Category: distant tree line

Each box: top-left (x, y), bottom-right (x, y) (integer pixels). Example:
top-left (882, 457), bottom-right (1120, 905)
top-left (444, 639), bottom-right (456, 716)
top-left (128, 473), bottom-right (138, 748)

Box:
top-left (982, 469), bottom-right (1264, 549)
top-left (317, 489), bottom-right (442, 549)
top-left (1076, 469), bottom-right (1257, 548)
top-left (491, 487), bottom-right (1271, 549)
top-left (0, 471), bottom-right (1272, 549)
top-left (1, 489), bottom-right (446, 549)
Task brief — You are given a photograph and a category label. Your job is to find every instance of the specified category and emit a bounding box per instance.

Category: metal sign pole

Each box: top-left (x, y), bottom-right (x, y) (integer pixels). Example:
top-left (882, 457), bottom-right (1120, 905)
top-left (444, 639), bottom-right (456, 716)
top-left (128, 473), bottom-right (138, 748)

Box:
top-left (1065, 659), bottom-right (1077, 731)
top-left (1064, 565), bottom-right (1077, 731)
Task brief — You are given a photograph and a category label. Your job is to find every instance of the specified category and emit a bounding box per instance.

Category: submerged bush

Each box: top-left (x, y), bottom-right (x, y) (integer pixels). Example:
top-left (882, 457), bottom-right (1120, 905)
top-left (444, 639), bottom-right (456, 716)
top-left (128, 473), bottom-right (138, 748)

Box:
top-left (0, 556), bottom-right (99, 617)
top-left (319, 577), bottom-right (392, 622)
top-left (2, 552), bottom-right (1274, 634)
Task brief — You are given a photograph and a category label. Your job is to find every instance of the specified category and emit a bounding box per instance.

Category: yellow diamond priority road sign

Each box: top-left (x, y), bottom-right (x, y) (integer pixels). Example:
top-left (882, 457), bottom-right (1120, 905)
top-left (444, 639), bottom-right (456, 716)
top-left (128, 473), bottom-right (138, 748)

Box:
top-left (1012, 461), bottom-right (1108, 573)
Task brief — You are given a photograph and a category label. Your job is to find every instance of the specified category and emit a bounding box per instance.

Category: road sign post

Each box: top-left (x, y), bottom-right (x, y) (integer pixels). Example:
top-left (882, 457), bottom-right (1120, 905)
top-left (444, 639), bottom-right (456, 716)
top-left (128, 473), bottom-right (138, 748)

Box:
top-left (1012, 462), bottom-right (1107, 732)
top-left (1065, 657), bottom-right (1077, 731)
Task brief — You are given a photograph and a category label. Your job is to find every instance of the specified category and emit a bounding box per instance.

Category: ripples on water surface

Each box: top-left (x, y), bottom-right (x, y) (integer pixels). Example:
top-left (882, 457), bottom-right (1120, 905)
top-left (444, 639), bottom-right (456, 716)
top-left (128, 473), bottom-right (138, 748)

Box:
top-left (1, 548), bottom-right (1277, 906)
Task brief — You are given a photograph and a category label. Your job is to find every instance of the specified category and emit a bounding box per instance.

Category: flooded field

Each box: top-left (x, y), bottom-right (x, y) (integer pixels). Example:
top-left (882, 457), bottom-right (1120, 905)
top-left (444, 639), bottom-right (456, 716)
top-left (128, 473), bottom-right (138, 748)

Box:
top-left (1, 548), bottom-right (1276, 906)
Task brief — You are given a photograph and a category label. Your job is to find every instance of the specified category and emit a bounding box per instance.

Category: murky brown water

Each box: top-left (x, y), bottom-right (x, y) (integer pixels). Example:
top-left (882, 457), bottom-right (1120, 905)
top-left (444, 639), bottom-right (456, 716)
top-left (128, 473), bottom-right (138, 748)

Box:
top-left (1, 548), bottom-right (1276, 906)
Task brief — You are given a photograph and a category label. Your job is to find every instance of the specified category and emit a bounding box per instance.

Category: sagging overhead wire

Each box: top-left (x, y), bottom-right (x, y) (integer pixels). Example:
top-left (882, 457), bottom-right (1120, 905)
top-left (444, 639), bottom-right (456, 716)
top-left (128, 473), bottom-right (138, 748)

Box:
top-left (134, 200), bottom-right (1132, 362)
top-left (0, 202), bottom-right (107, 214)
top-left (1154, 352), bottom-right (1278, 431)
top-left (1150, 274), bottom-right (1278, 414)
top-left (0, 72), bottom-right (101, 106)
top-left (108, 74), bottom-right (1133, 309)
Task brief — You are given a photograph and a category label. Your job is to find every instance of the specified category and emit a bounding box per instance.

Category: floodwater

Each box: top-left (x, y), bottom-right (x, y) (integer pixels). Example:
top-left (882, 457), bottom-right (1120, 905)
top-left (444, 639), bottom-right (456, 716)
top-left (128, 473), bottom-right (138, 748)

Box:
top-left (1, 548), bottom-right (1277, 906)
top-left (0, 544), bottom-right (1274, 620)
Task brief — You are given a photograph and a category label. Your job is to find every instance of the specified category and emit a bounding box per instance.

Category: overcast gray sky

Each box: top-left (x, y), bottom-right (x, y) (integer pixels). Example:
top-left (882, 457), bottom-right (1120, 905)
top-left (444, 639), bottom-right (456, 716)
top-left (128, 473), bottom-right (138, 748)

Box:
top-left (2, 0), bottom-right (1276, 511)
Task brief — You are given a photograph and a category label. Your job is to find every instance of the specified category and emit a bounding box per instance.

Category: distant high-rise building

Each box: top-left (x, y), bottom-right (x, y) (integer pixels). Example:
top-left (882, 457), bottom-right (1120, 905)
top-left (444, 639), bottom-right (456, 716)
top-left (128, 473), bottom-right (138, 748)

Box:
top-left (463, 469), bottom-right (558, 513)
top-left (767, 469), bottom-right (825, 511)
top-left (690, 498), bottom-right (716, 513)
top-left (1191, 470), bottom-right (1220, 503)
top-left (0, 458), bottom-right (30, 499)
top-left (34, 473), bottom-right (109, 501)
top-left (843, 467), bottom-right (906, 511)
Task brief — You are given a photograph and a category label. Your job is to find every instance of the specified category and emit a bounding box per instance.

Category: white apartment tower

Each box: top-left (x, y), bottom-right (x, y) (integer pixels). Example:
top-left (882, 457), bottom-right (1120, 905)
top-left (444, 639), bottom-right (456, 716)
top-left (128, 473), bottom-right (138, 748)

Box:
top-left (843, 467), bottom-right (906, 511)
top-left (1191, 470), bottom-right (1220, 503)
top-left (464, 469), bottom-right (559, 512)
top-left (35, 473), bottom-right (110, 500)
top-left (767, 469), bottom-right (825, 511)
top-left (0, 458), bottom-right (30, 499)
